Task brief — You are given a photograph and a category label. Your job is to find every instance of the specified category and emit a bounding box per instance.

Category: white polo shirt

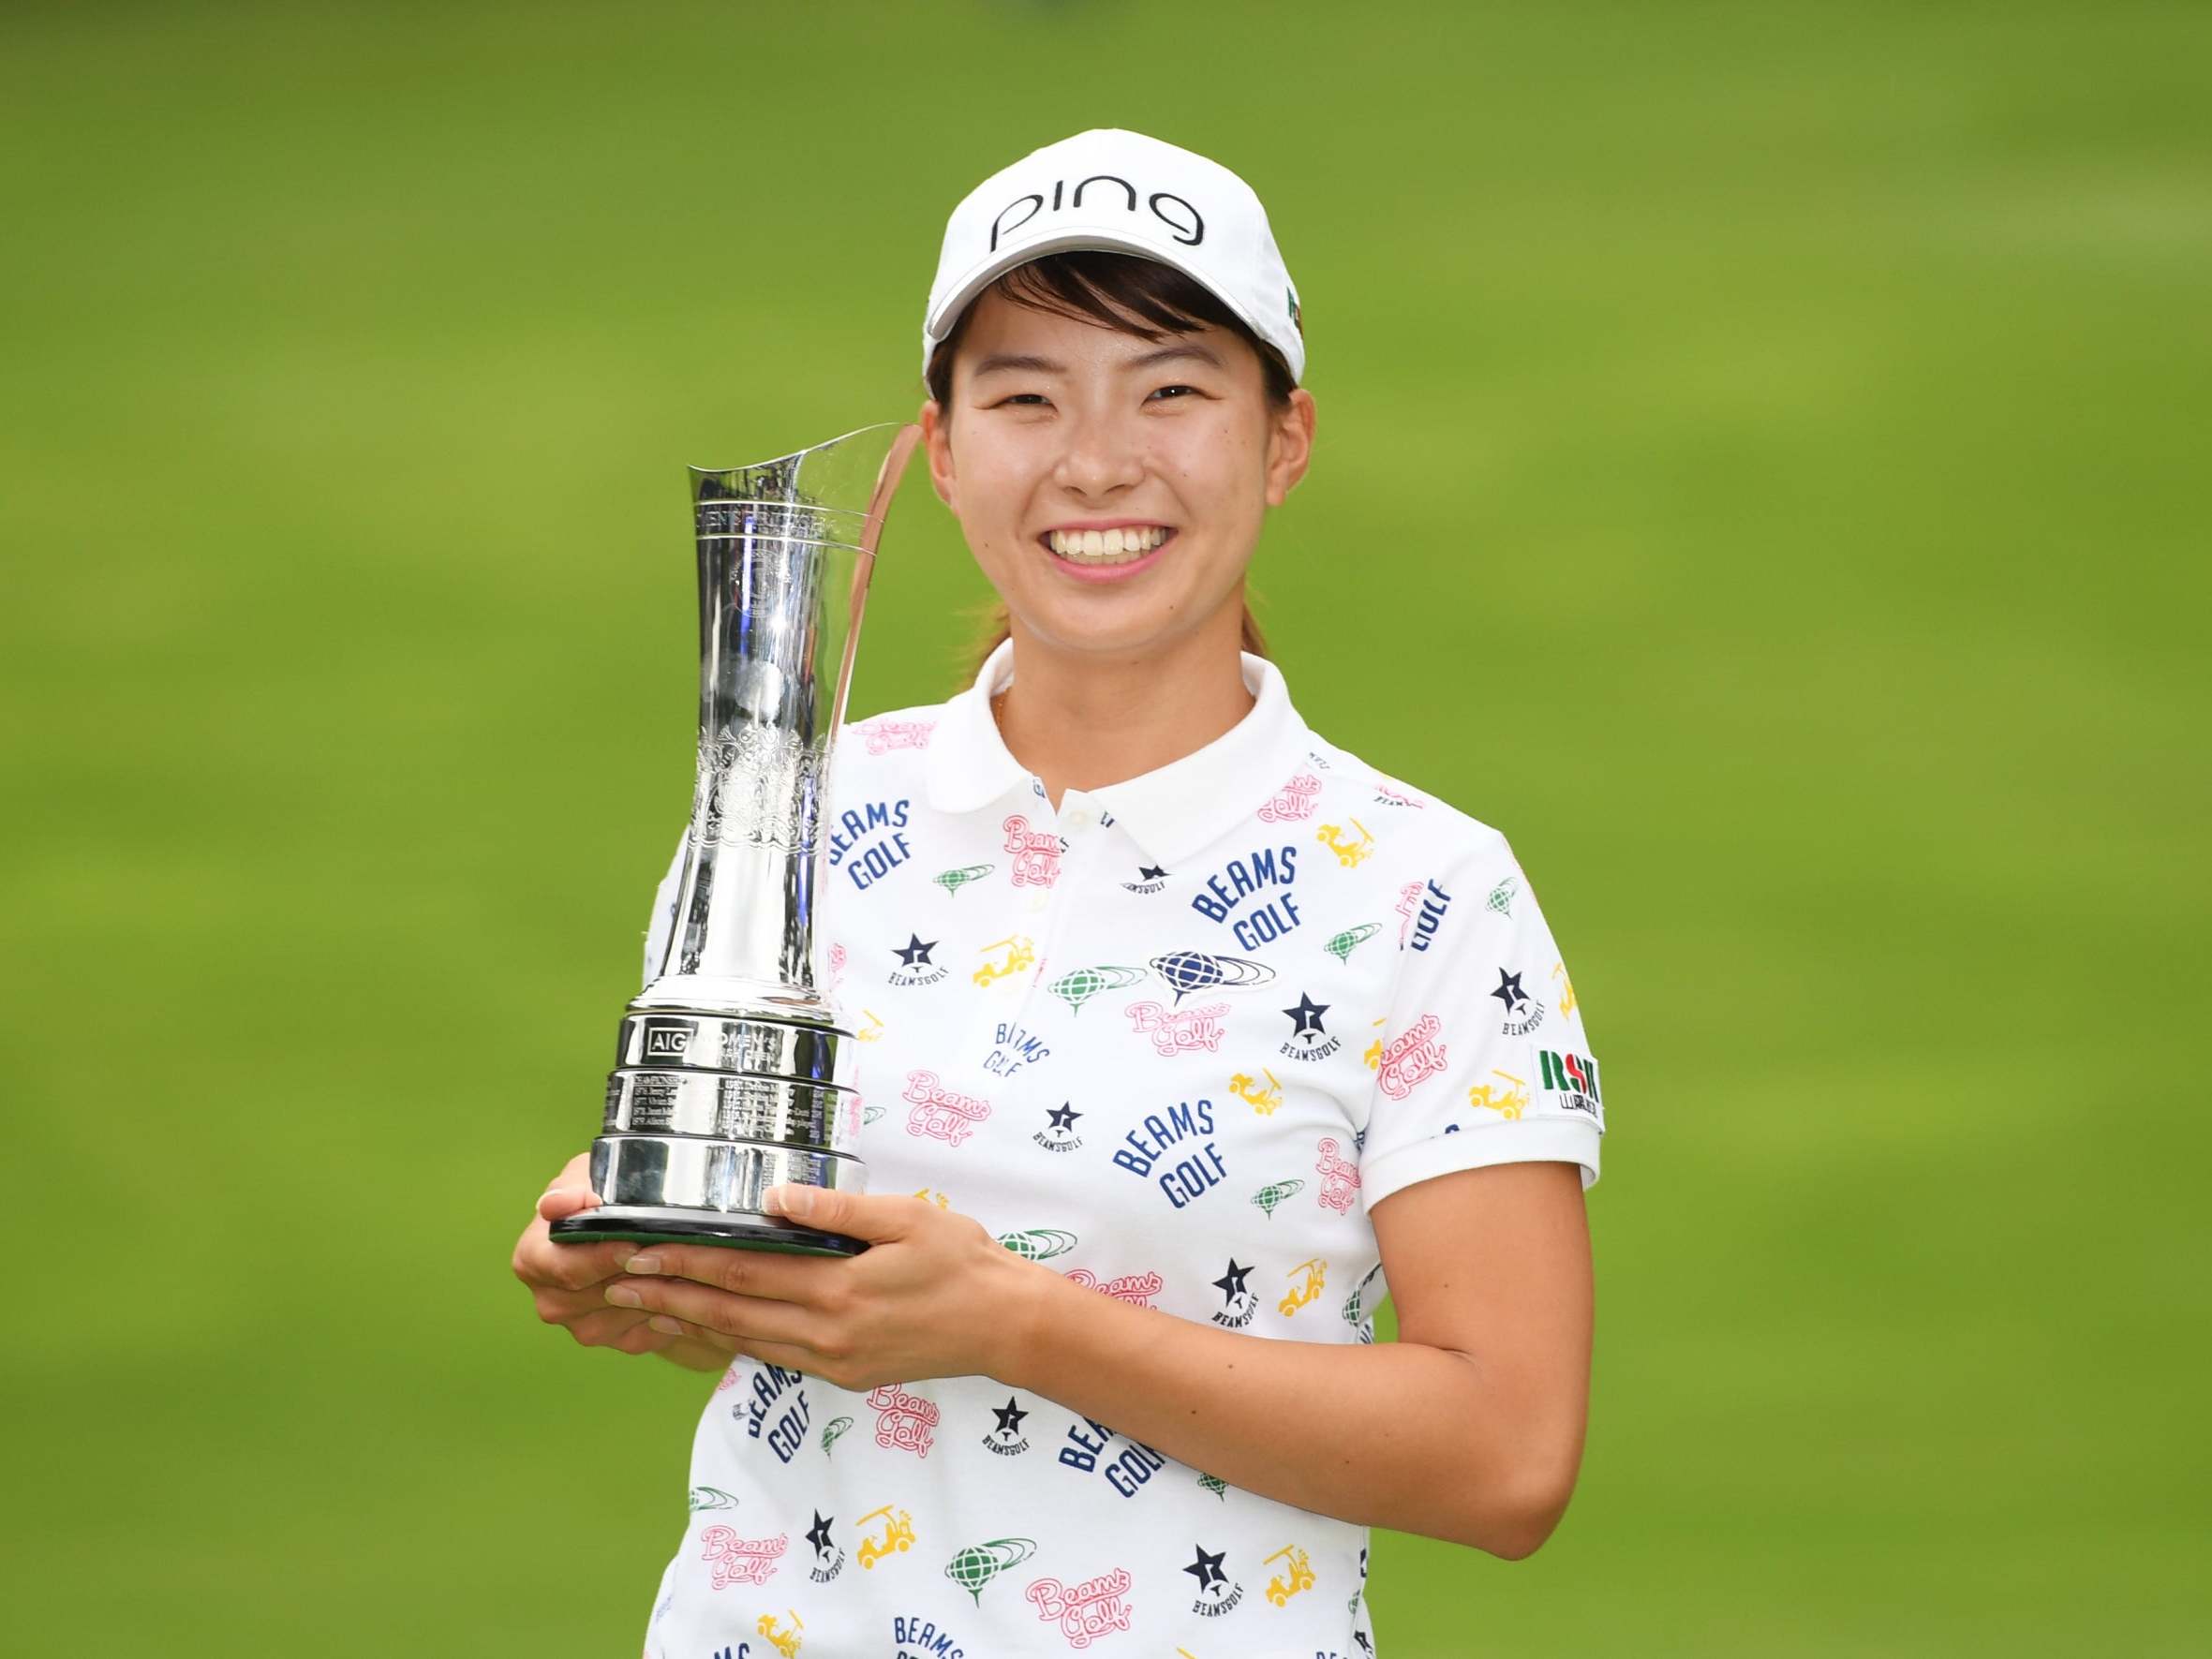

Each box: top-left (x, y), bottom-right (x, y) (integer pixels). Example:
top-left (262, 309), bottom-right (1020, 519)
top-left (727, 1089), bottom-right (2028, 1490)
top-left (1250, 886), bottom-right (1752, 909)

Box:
top-left (636, 640), bottom-right (1605, 1659)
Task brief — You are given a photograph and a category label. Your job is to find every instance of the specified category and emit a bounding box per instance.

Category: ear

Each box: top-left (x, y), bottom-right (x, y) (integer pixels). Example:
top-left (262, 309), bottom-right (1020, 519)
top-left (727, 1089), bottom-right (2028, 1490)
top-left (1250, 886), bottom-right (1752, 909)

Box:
top-left (1263, 388), bottom-right (1316, 508)
top-left (919, 396), bottom-right (958, 512)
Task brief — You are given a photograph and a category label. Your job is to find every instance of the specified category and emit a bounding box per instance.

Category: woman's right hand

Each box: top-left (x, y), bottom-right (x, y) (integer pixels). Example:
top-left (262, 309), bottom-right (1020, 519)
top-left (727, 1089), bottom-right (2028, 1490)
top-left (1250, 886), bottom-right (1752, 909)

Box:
top-left (511, 1152), bottom-right (726, 1370)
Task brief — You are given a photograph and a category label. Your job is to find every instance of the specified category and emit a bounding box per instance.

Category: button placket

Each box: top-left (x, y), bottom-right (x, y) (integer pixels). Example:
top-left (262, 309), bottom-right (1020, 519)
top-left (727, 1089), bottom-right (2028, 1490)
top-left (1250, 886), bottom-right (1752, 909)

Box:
top-left (1017, 806), bottom-right (1094, 1019)
top-left (958, 796), bottom-right (1078, 1083)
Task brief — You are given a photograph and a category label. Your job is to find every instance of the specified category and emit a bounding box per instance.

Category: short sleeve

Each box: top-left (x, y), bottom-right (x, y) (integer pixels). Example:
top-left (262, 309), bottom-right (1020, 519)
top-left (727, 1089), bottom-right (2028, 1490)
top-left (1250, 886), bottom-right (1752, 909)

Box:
top-left (1358, 829), bottom-right (1606, 1208)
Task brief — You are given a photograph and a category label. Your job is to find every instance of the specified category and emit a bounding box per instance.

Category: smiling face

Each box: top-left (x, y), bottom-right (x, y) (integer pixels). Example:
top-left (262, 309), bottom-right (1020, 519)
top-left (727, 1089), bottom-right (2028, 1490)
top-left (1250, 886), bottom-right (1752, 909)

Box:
top-left (920, 281), bottom-right (1314, 661)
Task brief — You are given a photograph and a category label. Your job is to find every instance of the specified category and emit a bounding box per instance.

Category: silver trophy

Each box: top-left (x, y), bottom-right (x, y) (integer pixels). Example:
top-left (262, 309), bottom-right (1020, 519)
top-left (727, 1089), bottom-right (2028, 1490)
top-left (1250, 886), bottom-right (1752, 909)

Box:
top-left (552, 421), bottom-right (923, 1256)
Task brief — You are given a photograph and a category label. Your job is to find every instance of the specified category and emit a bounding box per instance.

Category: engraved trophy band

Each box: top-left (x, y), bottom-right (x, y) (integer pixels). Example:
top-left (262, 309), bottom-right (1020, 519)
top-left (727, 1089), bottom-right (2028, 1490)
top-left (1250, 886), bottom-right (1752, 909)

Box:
top-left (551, 421), bottom-right (923, 1256)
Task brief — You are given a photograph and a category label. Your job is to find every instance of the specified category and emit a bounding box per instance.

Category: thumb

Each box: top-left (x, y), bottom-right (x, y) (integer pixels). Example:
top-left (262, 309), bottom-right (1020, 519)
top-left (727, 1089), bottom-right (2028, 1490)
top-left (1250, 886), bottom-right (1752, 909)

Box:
top-left (764, 1183), bottom-right (911, 1243)
top-left (537, 1184), bottom-right (601, 1222)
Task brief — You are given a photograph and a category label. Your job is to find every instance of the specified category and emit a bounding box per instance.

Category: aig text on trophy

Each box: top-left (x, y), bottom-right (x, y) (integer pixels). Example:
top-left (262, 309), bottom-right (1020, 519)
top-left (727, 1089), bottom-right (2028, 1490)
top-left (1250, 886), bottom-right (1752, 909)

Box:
top-left (553, 422), bottom-right (923, 1256)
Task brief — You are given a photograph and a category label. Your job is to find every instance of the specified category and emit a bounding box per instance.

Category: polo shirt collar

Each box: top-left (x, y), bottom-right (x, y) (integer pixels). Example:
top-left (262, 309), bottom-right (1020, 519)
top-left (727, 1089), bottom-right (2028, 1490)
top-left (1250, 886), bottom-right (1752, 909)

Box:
top-left (922, 638), bottom-right (1314, 867)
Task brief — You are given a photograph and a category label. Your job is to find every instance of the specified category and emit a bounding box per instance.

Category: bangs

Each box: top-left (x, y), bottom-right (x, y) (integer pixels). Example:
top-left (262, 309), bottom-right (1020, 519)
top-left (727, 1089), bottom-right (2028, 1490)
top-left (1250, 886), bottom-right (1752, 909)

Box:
top-left (991, 250), bottom-right (1239, 345)
top-left (926, 250), bottom-right (1296, 404)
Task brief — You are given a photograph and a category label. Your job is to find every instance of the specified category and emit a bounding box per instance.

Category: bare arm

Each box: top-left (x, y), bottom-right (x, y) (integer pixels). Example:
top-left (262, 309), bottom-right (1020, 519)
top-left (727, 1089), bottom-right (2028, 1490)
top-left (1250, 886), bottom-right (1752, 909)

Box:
top-left (594, 1163), bottom-right (1594, 1557)
top-left (1001, 1160), bottom-right (1593, 1558)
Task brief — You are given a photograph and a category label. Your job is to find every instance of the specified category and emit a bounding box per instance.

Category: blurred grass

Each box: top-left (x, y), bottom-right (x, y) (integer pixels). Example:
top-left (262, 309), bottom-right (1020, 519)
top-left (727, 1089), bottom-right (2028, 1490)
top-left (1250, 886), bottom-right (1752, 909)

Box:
top-left (3, 0), bottom-right (2207, 1652)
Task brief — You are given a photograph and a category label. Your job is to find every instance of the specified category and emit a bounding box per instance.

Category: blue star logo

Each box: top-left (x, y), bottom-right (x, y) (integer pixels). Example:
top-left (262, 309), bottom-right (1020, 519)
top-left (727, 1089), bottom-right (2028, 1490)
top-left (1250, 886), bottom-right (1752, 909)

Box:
top-left (1184, 1544), bottom-right (1229, 1592)
top-left (894, 934), bottom-right (937, 968)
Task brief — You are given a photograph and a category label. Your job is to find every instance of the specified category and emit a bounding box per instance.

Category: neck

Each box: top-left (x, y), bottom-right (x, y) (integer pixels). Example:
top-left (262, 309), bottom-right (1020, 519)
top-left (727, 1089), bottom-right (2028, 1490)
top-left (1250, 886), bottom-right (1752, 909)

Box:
top-left (991, 610), bottom-right (1257, 811)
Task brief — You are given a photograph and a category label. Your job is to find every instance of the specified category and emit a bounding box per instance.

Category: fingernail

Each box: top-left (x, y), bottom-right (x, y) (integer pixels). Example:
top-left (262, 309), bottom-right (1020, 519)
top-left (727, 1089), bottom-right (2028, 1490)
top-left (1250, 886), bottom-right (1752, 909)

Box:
top-left (648, 1315), bottom-right (685, 1336)
top-left (773, 1185), bottom-right (814, 1217)
top-left (605, 1282), bottom-right (643, 1308)
top-left (624, 1253), bottom-right (661, 1275)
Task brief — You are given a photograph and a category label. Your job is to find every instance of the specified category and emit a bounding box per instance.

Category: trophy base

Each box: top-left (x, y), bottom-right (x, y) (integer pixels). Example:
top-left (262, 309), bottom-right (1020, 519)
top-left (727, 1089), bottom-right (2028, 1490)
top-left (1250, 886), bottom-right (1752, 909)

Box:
top-left (550, 1204), bottom-right (866, 1257)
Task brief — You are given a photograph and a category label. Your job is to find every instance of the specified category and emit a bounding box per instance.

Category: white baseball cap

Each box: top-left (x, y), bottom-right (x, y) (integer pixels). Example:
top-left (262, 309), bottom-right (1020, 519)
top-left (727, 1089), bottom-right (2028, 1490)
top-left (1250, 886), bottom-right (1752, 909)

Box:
top-left (921, 127), bottom-right (1305, 385)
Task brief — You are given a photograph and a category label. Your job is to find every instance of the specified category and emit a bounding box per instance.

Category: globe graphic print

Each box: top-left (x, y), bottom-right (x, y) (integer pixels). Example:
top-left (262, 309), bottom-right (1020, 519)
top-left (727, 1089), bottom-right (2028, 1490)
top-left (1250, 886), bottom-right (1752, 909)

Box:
top-left (1325, 923), bottom-right (1383, 962)
top-left (995, 1228), bottom-right (1079, 1262)
top-left (1045, 964), bottom-right (1146, 1012)
top-left (1151, 950), bottom-right (1276, 1001)
top-left (945, 1537), bottom-right (1038, 1604)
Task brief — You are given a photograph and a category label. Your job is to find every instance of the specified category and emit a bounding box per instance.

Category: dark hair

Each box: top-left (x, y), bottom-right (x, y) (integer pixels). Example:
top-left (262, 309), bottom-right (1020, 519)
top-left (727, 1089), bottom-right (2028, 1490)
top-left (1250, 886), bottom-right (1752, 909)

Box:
top-left (924, 250), bottom-right (1300, 678)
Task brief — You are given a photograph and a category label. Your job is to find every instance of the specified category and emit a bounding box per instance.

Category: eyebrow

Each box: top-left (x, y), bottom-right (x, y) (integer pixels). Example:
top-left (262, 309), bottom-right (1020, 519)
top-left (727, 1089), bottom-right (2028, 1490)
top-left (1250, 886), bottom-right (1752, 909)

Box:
top-left (969, 342), bottom-right (1225, 378)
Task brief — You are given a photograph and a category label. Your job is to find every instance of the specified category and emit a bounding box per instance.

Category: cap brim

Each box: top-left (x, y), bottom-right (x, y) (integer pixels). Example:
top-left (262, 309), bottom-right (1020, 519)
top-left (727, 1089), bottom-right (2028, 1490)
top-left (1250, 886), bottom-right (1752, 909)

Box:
top-left (925, 225), bottom-right (1275, 363)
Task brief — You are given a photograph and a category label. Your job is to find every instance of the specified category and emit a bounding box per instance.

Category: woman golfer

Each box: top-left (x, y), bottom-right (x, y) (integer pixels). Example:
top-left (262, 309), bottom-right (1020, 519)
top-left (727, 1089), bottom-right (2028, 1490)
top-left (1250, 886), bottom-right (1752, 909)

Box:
top-left (514, 126), bottom-right (1605, 1657)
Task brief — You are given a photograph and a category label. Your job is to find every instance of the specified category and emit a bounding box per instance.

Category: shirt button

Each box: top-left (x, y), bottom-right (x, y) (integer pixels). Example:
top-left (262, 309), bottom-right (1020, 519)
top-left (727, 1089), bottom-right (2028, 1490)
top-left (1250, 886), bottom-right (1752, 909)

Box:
top-left (1063, 807), bottom-right (1091, 830)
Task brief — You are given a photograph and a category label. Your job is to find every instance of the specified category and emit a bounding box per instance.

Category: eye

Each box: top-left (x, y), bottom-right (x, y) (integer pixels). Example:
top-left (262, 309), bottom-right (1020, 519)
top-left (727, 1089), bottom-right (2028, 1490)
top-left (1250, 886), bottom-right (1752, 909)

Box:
top-left (1149, 384), bottom-right (1198, 402)
top-left (994, 393), bottom-right (1049, 407)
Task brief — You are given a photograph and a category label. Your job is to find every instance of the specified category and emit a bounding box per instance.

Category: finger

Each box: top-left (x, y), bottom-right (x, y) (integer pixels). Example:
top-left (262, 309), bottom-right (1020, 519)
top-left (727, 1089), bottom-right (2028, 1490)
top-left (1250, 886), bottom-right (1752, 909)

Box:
top-left (537, 1184), bottom-right (602, 1222)
top-left (533, 1280), bottom-right (644, 1323)
top-left (646, 1315), bottom-right (807, 1373)
top-left (763, 1183), bottom-right (916, 1245)
top-left (622, 1243), bottom-right (824, 1303)
top-left (663, 1335), bottom-right (743, 1373)
top-left (608, 1276), bottom-right (821, 1350)
top-left (559, 1306), bottom-right (658, 1348)
top-left (608, 1320), bottom-right (681, 1355)
top-left (660, 1319), bottom-right (741, 1355)
top-left (520, 1234), bottom-right (643, 1293)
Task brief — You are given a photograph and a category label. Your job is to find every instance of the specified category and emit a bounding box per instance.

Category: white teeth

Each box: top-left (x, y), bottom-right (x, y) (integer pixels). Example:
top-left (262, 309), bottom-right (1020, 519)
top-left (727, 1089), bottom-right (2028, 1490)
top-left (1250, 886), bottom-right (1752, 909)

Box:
top-left (1047, 526), bottom-right (1169, 565)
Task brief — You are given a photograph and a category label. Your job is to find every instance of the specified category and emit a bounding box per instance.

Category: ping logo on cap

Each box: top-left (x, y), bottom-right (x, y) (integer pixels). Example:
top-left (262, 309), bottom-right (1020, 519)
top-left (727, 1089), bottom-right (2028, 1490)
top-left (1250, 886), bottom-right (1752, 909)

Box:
top-left (988, 173), bottom-right (1205, 252)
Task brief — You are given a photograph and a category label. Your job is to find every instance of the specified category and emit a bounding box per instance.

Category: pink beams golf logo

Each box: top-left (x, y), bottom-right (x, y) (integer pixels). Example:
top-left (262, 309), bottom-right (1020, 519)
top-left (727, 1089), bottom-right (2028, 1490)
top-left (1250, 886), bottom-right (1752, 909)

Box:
top-left (901, 1069), bottom-right (992, 1146)
top-left (1375, 1014), bottom-right (1448, 1101)
top-left (1026, 1566), bottom-right (1136, 1649)
top-left (1002, 813), bottom-right (1062, 887)
top-left (1256, 772), bottom-right (1321, 823)
top-left (1314, 1135), bottom-right (1361, 1215)
top-left (1062, 1267), bottom-right (1165, 1308)
top-left (861, 718), bottom-right (935, 755)
top-left (1393, 880), bottom-right (1425, 948)
top-left (867, 1383), bottom-right (942, 1457)
top-left (698, 1527), bottom-right (789, 1590)
top-left (1124, 1000), bottom-right (1230, 1057)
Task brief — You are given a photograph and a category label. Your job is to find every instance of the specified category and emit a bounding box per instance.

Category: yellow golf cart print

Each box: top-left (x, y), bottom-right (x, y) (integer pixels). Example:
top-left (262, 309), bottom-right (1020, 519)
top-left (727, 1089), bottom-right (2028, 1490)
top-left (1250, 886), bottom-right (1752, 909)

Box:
top-left (1264, 1544), bottom-right (1316, 1606)
top-left (855, 1504), bottom-right (915, 1570)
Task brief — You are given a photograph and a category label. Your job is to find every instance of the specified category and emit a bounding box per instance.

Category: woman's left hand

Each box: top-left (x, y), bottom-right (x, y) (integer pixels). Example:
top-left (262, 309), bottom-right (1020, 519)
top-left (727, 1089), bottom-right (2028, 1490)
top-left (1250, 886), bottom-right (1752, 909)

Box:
top-left (602, 1186), bottom-right (1041, 1392)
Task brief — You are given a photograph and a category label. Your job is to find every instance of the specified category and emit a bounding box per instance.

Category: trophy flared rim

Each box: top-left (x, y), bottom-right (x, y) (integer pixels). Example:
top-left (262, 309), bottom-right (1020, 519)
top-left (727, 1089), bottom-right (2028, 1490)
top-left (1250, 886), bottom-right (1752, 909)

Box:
top-left (687, 421), bottom-right (923, 557)
top-left (685, 419), bottom-right (912, 481)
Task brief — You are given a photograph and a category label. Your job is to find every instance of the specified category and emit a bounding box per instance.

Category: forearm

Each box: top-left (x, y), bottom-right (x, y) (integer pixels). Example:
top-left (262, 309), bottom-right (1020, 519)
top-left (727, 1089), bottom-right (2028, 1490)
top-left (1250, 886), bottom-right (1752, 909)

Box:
top-left (998, 1265), bottom-right (1566, 1556)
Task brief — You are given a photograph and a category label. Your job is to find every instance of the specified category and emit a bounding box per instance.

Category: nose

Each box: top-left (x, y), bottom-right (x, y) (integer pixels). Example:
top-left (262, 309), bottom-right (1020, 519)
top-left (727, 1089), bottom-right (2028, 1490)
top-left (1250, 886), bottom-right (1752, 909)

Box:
top-left (1050, 403), bottom-right (1147, 499)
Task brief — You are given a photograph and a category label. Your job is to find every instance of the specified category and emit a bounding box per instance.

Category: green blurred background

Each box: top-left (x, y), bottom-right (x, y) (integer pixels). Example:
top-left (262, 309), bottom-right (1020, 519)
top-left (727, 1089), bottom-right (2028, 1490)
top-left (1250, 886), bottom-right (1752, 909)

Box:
top-left (5, 1), bottom-right (2205, 1652)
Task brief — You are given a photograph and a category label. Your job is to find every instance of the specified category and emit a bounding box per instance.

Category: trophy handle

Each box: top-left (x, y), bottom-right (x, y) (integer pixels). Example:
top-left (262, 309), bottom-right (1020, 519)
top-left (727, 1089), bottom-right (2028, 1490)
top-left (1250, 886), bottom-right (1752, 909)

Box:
top-left (830, 422), bottom-right (924, 762)
top-left (861, 422), bottom-right (924, 558)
